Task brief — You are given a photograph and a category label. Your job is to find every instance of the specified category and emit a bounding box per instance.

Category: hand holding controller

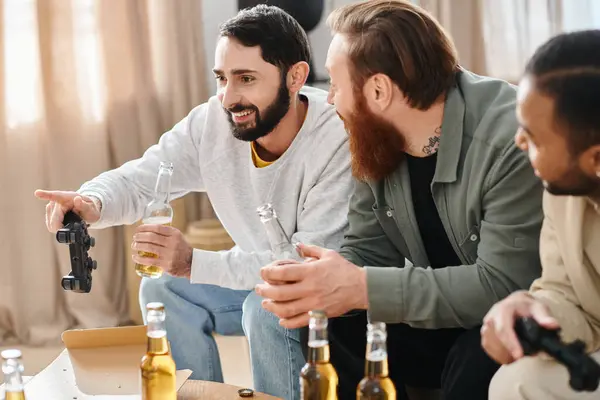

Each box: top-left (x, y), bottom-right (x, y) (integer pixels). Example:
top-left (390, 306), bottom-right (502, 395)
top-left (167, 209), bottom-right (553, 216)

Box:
top-left (515, 317), bottom-right (600, 392)
top-left (56, 210), bottom-right (98, 293)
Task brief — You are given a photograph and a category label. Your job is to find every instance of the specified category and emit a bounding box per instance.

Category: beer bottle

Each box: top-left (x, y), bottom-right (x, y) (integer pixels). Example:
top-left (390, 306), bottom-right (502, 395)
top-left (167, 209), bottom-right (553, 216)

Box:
top-left (140, 302), bottom-right (176, 400)
top-left (257, 203), bottom-right (303, 261)
top-left (300, 310), bottom-right (338, 400)
top-left (135, 162), bottom-right (174, 279)
top-left (357, 322), bottom-right (396, 400)
top-left (1, 349), bottom-right (26, 400)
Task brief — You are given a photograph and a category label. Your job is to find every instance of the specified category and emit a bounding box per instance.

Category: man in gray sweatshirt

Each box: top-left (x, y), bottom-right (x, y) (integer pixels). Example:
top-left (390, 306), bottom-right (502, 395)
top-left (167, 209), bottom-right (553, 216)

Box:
top-left (35, 5), bottom-right (351, 400)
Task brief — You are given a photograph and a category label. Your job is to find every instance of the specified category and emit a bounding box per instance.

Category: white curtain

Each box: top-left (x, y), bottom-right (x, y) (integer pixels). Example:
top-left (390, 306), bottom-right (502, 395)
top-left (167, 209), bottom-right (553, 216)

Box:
top-left (417, 0), bottom-right (600, 80)
top-left (0, 0), bottom-right (209, 346)
top-left (482, 0), bottom-right (600, 81)
top-left (418, 0), bottom-right (488, 75)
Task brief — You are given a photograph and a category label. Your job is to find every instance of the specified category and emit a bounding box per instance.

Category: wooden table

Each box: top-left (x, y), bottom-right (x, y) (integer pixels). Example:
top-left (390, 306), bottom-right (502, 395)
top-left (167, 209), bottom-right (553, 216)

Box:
top-left (178, 380), bottom-right (280, 399)
top-left (2, 377), bottom-right (280, 399)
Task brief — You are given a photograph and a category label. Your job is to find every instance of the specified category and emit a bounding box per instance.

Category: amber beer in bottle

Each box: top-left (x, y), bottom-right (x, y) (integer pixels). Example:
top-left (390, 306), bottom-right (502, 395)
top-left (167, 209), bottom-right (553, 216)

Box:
top-left (1, 349), bottom-right (26, 400)
top-left (257, 203), bottom-right (304, 261)
top-left (300, 310), bottom-right (338, 400)
top-left (357, 322), bottom-right (396, 400)
top-left (135, 162), bottom-right (174, 279)
top-left (140, 302), bottom-right (176, 400)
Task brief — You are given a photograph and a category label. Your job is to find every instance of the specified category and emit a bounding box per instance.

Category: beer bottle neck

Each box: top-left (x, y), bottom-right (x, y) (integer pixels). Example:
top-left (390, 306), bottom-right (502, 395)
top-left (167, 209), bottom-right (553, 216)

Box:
top-left (2, 357), bottom-right (25, 393)
top-left (153, 166), bottom-right (173, 205)
top-left (307, 343), bottom-right (330, 364)
top-left (147, 334), bottom-right (170, 355)
top-left (258, 205), bottom-right (302, 261)
top-left (365, 339), bottom-right (389, 378)
top-left (308, 324), bottom-right (330, 364)
top-left (146, 309), bottom-right (169, 355)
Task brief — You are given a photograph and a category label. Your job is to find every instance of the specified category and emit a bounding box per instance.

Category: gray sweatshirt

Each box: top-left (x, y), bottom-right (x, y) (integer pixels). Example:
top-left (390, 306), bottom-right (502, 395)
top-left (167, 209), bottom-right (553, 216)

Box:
top-left (79, 86), bottom-right (353, 289)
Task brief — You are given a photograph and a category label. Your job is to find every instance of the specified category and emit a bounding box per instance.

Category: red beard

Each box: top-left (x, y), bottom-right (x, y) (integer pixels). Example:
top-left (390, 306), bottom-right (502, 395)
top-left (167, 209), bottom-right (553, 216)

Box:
top-left (340, 95), bottom-right (406, 182)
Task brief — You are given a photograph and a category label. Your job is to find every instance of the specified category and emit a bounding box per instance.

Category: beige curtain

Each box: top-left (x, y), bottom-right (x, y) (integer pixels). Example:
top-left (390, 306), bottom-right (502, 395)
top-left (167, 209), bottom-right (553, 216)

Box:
top-left (418, 0), bottom-right (488, 75)
top-left (419, 0), bottom-right (600, 82)
top-left (0, 0), bottom-right (209, 346)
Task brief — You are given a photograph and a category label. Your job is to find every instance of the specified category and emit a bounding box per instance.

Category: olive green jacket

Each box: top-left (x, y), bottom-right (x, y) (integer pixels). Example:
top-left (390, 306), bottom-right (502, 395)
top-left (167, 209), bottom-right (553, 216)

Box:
top-left (339, 70), bottom-right (544, 328)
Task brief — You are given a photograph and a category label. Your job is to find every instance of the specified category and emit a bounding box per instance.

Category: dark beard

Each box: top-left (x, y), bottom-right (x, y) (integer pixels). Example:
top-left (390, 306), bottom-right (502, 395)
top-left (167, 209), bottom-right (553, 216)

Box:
top-left (226, 76), bottom-right (291, 142)
top-left (342, 94), bottom-right (406, 182)
top-left (544, 162), bottom-right (600, 196)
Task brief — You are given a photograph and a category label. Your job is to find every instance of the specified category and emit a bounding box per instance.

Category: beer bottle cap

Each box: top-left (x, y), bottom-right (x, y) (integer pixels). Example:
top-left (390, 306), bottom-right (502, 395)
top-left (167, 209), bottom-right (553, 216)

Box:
top-left (238, 388), bottom-right (254, 397)
top-left (308, 310), bottom-right (327, 319)
top-left (1, 349), bottom-right (22, 360)
top-left (146, 302), bottom-right (165, 311)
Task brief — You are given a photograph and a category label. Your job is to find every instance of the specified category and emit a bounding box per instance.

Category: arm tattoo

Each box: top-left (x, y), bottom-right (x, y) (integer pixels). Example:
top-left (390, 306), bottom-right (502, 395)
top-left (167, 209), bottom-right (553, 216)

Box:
top-left (422, 127), bottom-right (442, 155)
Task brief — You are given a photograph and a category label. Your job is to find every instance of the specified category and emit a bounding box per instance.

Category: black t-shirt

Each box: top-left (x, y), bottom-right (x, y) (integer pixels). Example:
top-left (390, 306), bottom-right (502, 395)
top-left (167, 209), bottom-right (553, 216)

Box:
top-left (405, 153), bottom-right (462, 269)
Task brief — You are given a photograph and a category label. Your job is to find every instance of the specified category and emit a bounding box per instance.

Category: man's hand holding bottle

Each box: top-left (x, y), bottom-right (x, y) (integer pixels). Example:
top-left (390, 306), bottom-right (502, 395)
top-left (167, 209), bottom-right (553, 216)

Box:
top-left (35, 184), bottom-right (193, 279)
top-left (131, 224), bottom-right (193, 279)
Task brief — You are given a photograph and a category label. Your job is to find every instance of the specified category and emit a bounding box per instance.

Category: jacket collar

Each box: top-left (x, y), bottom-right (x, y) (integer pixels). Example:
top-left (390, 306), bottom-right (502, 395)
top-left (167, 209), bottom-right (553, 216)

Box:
top-left (433, 72), bottom-right (466, 184)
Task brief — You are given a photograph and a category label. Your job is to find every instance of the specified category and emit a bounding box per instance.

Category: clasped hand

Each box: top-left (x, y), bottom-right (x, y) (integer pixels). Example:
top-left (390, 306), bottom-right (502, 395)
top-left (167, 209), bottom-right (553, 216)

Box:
top-left (256, 243), bottom-right (368, 329)
top-left (481, 290), bottom-right (559, 364)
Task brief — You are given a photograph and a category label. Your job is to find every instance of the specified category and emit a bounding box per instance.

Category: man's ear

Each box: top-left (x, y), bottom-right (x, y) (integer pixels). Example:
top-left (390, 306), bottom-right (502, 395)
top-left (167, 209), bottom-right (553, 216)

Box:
top-left (363, 73), bottom-right (394, 112)
top-left (287, 61), bottom-right (310, 92)
top-left (581, 144), bottom-right (600, 178)
top-left (593, 145), bottom-right (600, 178)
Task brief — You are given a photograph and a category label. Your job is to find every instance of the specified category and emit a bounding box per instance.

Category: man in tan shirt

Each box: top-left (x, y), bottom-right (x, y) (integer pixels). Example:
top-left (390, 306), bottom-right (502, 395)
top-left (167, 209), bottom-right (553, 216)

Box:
top-left (482, 30), bottom-right (600, 399)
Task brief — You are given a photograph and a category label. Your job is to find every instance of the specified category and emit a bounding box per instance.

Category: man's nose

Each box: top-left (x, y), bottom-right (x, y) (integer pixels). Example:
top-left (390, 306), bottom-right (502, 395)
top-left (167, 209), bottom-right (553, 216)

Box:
top-left (327, 88), bottom-right (334, 105)
top-left (514, 130), bottom-right (528, 152)
top-left (218, 84), bottom-right (240, 110)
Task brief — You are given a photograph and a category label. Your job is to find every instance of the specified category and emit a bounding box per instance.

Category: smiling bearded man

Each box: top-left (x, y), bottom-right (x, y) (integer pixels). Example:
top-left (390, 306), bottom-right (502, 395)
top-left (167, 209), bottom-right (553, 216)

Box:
top-left (34, 5), bottom-right (353, 400)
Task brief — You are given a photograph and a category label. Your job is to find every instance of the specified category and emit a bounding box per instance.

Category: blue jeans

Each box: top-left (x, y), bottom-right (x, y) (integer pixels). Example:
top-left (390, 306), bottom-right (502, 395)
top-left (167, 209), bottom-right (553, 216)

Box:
top-left (139, 275), bottom-right (304, 400)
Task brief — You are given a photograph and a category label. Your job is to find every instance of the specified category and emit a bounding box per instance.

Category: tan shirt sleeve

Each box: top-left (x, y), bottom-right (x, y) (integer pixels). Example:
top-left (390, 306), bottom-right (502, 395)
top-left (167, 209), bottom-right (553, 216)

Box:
top-left (530, 198), bottom-right (600, 352)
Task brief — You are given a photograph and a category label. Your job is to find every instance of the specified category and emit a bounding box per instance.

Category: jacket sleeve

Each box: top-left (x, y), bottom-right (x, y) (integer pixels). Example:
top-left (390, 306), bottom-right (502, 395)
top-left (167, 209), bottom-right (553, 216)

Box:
top-left (530, 194), bottom-right (600, 352)
top-left (353, 144), bottom-right (545, 327)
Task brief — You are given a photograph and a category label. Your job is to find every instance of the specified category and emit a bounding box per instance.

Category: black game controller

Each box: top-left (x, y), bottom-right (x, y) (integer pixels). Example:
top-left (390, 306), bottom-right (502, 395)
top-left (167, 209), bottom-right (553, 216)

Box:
top-left (515, 317), bottom-right (600, 392)
top-left (56, 211), bottom-right (97, 293)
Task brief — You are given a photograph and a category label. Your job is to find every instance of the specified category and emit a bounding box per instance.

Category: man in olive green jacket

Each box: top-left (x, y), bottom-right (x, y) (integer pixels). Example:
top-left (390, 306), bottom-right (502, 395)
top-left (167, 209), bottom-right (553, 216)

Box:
top-left (256, 1), bottom-right (544, 399)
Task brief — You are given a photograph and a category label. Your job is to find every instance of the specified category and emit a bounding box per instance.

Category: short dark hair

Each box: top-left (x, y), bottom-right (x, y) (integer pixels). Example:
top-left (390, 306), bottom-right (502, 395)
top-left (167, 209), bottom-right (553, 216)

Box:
top-left (525, 30), bottom-right (600, 155)
top-left (327, 0), bottom-right (459, 110)
top-left (219, 4), bottom-right (311, 74)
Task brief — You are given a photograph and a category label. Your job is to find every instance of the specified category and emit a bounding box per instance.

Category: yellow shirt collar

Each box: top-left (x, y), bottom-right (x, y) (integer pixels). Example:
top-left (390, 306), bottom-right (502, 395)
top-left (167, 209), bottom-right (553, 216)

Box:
top-left (251, 141), bottom-right (276, 168)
